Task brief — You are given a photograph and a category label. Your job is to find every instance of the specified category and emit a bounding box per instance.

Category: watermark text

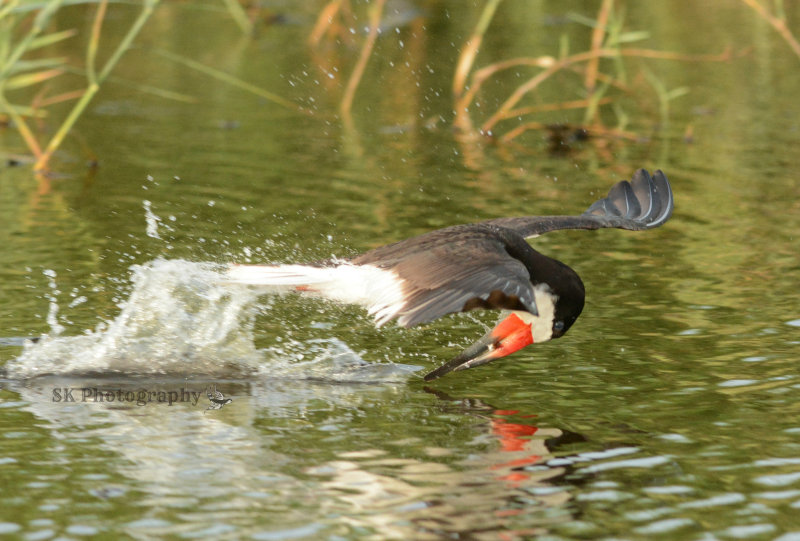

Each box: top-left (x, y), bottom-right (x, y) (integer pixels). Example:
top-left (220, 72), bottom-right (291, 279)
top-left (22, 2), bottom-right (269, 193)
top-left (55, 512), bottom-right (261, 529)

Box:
top-left (52, 387), bottom-right (203, 406)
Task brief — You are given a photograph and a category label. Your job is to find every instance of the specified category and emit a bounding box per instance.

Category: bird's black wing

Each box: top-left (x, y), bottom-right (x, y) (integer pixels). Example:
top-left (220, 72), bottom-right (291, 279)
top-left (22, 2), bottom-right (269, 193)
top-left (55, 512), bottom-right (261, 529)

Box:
top-left (484, 169), bottom-right (674, 238)
top-left (349, 169), bottom-right (671, 328)
top-left (352, 225), bottom-right (538, 328)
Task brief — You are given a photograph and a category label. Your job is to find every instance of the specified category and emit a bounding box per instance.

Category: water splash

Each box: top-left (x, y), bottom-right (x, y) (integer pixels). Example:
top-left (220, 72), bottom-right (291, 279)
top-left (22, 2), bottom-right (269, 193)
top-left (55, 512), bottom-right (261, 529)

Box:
top-left (142, 200), bottom-right (161, 239)
top-left (42, 269), bottom-right (65, 336)
top-left (6, 259), bottom-right (417, 382)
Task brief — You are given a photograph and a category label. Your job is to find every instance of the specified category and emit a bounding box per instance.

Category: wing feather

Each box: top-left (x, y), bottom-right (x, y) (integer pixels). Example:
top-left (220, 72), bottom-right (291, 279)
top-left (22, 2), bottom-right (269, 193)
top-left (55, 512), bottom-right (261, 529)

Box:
top-left (328, 169), bottom-right (671, 328)
top-left (353, 227), bottom-right (537, 327)
top-left (484, 169), bottom-right (674, 238)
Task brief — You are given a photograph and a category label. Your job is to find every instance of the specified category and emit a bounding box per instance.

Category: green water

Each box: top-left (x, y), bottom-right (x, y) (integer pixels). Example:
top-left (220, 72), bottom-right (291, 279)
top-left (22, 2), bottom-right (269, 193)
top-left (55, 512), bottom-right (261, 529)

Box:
top-left (2, 1), bottom-right (800, 539)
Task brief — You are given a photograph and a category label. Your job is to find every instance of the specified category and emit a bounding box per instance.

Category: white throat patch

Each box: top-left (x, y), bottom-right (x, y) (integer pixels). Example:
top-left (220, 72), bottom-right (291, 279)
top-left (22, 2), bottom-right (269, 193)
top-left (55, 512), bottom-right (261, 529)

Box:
top-left (514, 284), bottom-right (558, 343)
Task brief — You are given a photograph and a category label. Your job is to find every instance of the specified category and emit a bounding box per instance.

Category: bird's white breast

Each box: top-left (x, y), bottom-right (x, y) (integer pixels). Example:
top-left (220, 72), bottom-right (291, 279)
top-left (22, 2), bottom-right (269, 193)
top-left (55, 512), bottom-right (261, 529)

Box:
top-left (514, 284), bottom-right (558, 343)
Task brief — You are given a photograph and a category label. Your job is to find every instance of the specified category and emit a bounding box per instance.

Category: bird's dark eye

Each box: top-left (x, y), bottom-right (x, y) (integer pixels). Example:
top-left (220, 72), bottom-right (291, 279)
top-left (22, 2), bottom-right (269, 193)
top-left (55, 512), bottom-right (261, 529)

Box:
top-left (553, 320), bottom-right (565, 332)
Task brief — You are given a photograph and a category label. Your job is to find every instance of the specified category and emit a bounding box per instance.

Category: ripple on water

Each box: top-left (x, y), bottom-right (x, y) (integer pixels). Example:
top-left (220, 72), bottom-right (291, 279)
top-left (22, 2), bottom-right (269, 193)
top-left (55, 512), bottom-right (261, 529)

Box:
top-left (625, 507), bottom-right (675, 522)
top-left (0, 524), bottom-right (21, 535)
top-left (580, 455), bottom-right (670, 474)
top-left (720, 523), bottom-right (776, 538)
top-left (755, 490), bottom-right (800, 500)
top-left (251, 524), bottom-right (325, 540)
top-left (719, 379), bottom-right (758, 388)
top-left (679, 493), bottom-right (746, 509)
top-left (643, 485), bottom-right (695, 495)
top-left (775, 533), bottom-right (800, 541)
top-left (753, 472), bottom-right (800, 487)
top-left (575, 490), bottom-right (632, 502)
top-left (28, 531), bottom-right (56, 541)
top-left (753, 458), bottom-right (800, 467)
top-left (125, 519), bottom-right (173, 530)
top-left (65, 525), bottom-right (100, 536)
top-left (635, 517), bottom-right (695, 535)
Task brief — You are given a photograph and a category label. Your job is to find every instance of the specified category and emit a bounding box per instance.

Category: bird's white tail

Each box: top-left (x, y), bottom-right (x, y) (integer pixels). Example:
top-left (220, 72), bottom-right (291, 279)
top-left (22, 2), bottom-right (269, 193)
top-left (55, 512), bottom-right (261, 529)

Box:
top-left (224, 264), bottom-right (338, 291)
top-left (223, 263), bottom-right (407, 326)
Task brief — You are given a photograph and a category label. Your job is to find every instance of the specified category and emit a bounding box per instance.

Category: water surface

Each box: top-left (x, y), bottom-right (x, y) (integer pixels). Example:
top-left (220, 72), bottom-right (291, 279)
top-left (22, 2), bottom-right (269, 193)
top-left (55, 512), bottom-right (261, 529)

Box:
top-left (2, 1), bottom-right (800, 539)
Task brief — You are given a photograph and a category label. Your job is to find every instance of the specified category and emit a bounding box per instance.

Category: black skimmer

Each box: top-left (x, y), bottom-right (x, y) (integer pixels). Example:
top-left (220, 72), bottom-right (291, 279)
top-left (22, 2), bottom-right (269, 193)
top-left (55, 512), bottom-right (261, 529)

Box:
top-left (227, 169), bottom-right (673, 381)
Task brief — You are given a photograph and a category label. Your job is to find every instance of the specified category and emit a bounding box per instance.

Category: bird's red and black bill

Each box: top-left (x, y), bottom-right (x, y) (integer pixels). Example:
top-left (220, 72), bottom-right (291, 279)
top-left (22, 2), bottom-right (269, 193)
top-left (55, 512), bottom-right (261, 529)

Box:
top-left (423, 312), bottom-right (534, 381)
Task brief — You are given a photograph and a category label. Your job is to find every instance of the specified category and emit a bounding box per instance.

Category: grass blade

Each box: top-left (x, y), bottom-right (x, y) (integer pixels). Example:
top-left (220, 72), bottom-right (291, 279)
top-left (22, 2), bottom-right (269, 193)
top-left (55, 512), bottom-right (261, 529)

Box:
top-left (5, 67), bottom-right (63, 89)
top-left (150, 47), bottom-right (304, 112)
top-left (27, 28), bottom-right (78, 50)
top-left (220, 0), bottom-right (252, 35)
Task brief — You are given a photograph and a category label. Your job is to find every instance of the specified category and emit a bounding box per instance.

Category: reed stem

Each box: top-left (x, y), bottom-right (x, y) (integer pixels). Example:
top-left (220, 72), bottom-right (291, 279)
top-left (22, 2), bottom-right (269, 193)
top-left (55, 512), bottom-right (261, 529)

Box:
top-left (453, 0), bottom-right (502, 98)
top-left (0, 0), bottom-right (63, 83)
top-left (35, 0), bottom-right (160, 171)
top-left (220, 0), bottom-right (253, 35)
top-left (740, 0), bottom-right (800, 59)
top-left (339, 0), bottom-right (384, 118)
top-left (152, 48), bottom-right (304, 112)
top-left (0, 93), bottom-right (42, 155)
top-left (584, 0), bottom-right (613, 94)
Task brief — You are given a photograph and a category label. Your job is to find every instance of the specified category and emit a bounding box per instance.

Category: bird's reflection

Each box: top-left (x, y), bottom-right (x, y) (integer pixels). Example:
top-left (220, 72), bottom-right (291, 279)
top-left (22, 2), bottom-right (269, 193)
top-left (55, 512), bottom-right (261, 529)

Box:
top-left (420, 387), bottom-right (588, 534)
top-left (3, 375), bottom-right (590, 540)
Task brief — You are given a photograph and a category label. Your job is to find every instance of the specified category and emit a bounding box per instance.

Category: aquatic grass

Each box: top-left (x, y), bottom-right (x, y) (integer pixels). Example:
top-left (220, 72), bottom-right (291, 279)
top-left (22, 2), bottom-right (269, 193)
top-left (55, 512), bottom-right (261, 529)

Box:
top-left (55, 64), bottom-right (198, 104)
top-left (0, 1), bottom-right (64, 84)
top-left (3, 1), bottom-right (789, 175)
top-left (150, 48), bottom-right (306, 113)
top-left (458, 47), bottom-right (724, 141)
top-left (452, 0), bottom-right (732, 146)
top-left (219, 0), bottom-right (253, 36)
top-left (740, 0), bottom-right (800, 60)
top-left (581, 0), bottom-right (614, 124)
top-left (0, 0), bottom-right (161, 172)
top-left (307, 0), bottom-right (387, 124)
top-left (452, 0), bottom-right (502, 103)
top-left (37, 0), bottom-right (158, 172)
top-left (643, 68), bottom-right (689, 128)
top-left (309, 0), bottom-right (355, 48)
top-left (0, 0), bottom-right (279, 174)
top-left (339, 0), bottom-right (385, 120)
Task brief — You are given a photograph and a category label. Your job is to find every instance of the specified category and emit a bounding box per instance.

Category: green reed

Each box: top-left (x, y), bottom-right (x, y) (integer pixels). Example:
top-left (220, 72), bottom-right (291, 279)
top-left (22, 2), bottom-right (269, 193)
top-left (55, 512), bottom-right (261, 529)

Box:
top-left (0, 0), bottom-right (269, 174)
top-left (1, 0), bottom-right (160, 172)
top-left (451, 0), bottom-right (732, 145)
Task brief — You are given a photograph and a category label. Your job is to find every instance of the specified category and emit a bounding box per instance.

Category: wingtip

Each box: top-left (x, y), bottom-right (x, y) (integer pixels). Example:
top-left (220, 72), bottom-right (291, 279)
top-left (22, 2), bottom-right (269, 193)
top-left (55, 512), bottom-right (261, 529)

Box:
top-left (583, 168), bottom-right (674, 230)
top-left (645, 169), bottom-right (674, 228)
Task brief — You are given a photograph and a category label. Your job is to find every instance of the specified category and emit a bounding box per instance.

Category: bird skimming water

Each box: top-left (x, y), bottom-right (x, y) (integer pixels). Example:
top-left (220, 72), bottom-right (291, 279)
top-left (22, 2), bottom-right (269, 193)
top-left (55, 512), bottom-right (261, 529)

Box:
top-left (226, 169), bottom-right (674, 381)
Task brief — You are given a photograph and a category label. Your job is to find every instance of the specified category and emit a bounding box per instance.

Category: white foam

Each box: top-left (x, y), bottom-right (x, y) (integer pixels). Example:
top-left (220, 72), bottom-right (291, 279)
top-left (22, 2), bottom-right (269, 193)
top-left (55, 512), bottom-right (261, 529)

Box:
top-left (6, 259), bottom-right (416, 382)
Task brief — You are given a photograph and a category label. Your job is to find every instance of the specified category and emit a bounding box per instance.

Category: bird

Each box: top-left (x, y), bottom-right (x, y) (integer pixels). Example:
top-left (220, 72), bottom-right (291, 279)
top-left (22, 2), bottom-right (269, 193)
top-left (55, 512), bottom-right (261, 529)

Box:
top-left (225, 168), bottom-right (674, 381)
top-left (205, 384), bottom-right (233, 413)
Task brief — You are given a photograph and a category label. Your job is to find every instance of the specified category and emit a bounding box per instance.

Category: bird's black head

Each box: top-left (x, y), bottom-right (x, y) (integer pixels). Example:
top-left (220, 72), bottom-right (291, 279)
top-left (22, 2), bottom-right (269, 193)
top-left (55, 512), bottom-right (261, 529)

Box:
top-left (422, 250), bottom-right (586, 382)
top-left (496, 246), bottom-right (586, 342)
top-left (544, 259), bottom-right (585, 340)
